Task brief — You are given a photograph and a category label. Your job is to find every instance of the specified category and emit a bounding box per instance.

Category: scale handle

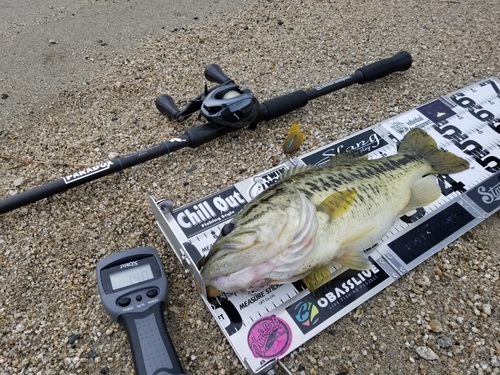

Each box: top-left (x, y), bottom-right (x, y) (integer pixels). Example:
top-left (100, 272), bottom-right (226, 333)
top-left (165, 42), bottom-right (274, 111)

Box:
top-left (118, 302), bottom-right (185, 375)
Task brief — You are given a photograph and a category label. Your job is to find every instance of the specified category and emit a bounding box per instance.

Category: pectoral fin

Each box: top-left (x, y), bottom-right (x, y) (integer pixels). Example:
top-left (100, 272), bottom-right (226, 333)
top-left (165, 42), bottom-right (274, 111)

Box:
top-left (302, 265), bottom-right (331, 291)
top-left (336, 248), bottom-right (372, 270)
top-left (400, 175), bottom-right (441, 214)
top-left (317, 190), bottom-right (356, 219)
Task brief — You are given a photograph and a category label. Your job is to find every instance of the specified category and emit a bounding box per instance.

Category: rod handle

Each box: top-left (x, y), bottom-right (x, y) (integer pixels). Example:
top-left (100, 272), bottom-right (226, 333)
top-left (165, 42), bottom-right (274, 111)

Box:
top-left (185, 123), bottom-right (235, 148)
top-left (257, 90), bottom-right (310, 121)
top-left (355, 51), bottom-right (412, 84)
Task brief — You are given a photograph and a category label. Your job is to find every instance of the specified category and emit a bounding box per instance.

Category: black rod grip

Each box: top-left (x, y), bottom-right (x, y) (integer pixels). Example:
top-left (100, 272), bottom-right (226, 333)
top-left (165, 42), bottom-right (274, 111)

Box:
top-left (118, 302), bottom-right (185, 375)
top-left (305, 74), bottom-right (361, 100)
top-left (184, 123), bottom-right (235, 148)
top-left (257, 90), bottom-right (310, 121)
top-left (155, 95), bottom-right (181, 119)
top-left (204, 64), bottom-right (232, 84)
top-left (355, 51), bottom-right (412, 84)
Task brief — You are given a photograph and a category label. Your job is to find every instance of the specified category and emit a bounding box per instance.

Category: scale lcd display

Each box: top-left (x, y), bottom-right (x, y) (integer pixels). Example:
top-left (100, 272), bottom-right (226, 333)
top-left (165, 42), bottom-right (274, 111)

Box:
top-left (109, 264), bottom-right (154, 290)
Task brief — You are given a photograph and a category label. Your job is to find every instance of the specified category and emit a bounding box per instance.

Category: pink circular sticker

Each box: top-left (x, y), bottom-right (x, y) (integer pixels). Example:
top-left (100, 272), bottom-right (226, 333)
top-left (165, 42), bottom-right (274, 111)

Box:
top-left (247, 315), bottom-right (292, 359)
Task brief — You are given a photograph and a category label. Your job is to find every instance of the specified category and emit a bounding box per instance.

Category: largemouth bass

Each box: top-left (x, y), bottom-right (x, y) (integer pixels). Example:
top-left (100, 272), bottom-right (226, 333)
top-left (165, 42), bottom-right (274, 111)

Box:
top-left (200, 129), bottom-right (469, 296)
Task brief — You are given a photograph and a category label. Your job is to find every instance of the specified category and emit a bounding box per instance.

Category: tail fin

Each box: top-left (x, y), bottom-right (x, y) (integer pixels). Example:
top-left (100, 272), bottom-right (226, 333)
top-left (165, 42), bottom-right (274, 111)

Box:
top-left (398, 128), bottom-right (470, 174)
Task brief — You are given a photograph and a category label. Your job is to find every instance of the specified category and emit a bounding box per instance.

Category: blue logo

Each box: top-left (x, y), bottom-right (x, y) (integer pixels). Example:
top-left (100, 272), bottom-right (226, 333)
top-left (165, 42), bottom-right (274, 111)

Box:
top-left (293, 301), bottom-right (320, 327)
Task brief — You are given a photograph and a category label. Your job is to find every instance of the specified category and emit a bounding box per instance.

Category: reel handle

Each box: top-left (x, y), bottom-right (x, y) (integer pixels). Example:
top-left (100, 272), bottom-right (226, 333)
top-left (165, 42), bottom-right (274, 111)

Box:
top-left (204, 64), bottom-right (232, 84)
top-left (155, 94), bottom-right (181, 120)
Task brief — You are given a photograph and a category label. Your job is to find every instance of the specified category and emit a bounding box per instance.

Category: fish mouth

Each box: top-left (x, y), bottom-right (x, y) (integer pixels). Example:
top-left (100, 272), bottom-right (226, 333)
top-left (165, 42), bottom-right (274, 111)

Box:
top-left (213, 229), bottom-right (259, 253)
top-left (206, 259), bottom-right (278, 293)
top-left (198, 230), bottom-right (259, 270)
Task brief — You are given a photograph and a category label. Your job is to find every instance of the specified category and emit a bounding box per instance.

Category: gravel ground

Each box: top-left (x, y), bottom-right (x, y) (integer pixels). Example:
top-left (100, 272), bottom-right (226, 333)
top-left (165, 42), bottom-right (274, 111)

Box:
top-left (1, 0), bottom-right (500, 374)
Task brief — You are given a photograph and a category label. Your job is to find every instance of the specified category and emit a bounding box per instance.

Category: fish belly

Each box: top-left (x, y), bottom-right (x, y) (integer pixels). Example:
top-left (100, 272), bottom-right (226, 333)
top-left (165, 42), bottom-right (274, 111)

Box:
top-left (294, 177), bottom-right (414, 275)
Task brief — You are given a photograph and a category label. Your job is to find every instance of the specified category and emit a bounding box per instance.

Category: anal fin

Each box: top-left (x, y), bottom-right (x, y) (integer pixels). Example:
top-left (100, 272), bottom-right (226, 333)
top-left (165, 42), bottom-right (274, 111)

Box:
top-left (302, 266), bottom-right (331, 291)
top-left (336, 248), bottom-right (372, 270)
top-left (400, 175), bottom-right (441, 214)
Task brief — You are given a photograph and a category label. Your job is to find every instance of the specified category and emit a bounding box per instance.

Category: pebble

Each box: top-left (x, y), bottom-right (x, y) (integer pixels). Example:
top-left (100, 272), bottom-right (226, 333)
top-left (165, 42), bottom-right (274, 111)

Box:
top-left (482, 304), bottom-right (492, 316)
top-left (429, 319), bottom-right (443, 333)
top-left (339, 364), bottom-right (350, 374)
top-left (13, 177), bottom-right (24, 187)
top-left (108, 152), bottom-right (120, 160)
top-left (437, 336), bottom-right (453, 349)
top-left (68, 333), bottom-right (81, 345)
top-left (14, 323), bottom-right (25, 333)
top-left (415, 346), bottom-right (439, 361)
top-left (415, 275), bottom-right (431, 288)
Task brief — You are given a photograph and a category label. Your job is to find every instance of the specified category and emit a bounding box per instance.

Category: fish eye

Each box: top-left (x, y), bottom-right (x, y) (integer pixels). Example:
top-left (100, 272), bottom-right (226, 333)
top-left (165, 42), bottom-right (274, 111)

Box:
top-left (221, 223), bottom-right (235, 236)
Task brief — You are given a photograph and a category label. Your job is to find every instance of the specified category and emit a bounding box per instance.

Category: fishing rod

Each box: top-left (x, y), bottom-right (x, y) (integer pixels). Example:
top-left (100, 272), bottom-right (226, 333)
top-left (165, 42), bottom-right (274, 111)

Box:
top-left (0, 51), bottom-right (412, 215)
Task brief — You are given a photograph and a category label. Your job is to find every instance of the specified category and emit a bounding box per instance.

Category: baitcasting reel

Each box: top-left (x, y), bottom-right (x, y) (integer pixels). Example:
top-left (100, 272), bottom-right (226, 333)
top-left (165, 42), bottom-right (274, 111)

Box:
top-left (155, 64), bottom-right (260, 129)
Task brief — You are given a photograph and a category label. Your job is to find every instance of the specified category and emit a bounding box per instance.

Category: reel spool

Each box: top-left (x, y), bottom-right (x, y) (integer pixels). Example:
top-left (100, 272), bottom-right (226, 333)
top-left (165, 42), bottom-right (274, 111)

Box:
top-left (200, 83), bottom-right (259, 128)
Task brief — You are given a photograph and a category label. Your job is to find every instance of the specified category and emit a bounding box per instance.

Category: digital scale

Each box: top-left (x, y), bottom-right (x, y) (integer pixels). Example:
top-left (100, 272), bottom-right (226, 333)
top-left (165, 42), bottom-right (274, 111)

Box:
top-left (149, 77), bottom-right (500, 375)
top-left (96, 247), bottom-right (185, 375)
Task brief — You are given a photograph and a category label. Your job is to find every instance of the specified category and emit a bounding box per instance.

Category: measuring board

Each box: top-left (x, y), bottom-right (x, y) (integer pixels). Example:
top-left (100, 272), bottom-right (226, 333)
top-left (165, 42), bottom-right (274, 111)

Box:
top-left (149, 77), bottom-right (500, 375)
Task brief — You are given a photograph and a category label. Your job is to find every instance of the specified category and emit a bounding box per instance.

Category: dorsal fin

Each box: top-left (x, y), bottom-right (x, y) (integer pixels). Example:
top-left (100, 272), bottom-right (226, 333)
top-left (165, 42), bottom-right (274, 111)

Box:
top-left (280, 165), bottom-right (312, 181)
top-left (327, 152), bottom-right (368, 166)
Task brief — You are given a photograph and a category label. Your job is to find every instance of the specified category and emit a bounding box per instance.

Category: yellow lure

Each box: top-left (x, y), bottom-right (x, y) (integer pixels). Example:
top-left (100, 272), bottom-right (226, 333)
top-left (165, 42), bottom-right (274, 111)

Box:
top-left (283, 123), bottom-right (305, 154)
